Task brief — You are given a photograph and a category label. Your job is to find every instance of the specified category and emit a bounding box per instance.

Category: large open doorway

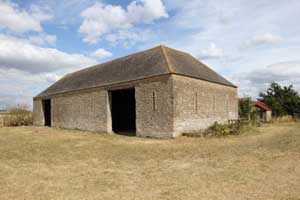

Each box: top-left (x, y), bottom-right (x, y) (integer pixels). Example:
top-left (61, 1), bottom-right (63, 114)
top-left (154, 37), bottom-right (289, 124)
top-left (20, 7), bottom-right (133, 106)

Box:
top-left (110, 88), bottom-right (136, 135)
top-left (42, 99), bottom-right (51, 126)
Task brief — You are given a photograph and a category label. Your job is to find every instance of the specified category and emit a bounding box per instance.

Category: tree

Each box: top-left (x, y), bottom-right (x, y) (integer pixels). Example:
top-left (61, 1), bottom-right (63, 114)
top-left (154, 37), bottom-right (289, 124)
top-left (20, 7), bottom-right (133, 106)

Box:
top-left (239, 97), bottom-right (254, 119)
top-left (239, 97), bottom-right (259, 124)
top-left (258, 82), bottom-right (300, 116)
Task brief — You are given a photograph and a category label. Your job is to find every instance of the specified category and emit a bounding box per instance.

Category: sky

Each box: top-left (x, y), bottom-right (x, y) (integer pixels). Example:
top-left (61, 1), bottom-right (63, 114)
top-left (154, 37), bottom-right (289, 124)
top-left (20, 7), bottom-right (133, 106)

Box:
top-left (0, 0), bottom-right (300, 109)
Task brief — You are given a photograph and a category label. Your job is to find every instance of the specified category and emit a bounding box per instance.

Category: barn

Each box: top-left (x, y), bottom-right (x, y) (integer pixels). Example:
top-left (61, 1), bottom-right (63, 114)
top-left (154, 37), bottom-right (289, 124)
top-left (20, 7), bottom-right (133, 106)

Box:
top-left (33, 45), bottom-right (238, 138)
top-left (254, 101), bottom-right (272, 122)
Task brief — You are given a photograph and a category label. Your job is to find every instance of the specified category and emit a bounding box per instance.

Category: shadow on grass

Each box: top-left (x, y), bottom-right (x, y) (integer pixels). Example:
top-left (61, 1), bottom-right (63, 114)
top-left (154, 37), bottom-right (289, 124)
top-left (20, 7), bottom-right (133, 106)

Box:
top-left (114, 131), bottom-right (136, 137)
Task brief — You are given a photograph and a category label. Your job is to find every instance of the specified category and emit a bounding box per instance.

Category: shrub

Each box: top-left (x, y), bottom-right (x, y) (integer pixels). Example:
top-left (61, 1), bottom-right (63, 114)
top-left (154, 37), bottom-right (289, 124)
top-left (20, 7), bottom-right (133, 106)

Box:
top-left (293, 114), bottom-right (300, 122)
top-left (239, 97), bottom-right (261, 125)
top-left (3, 105), bottom-right (33, 126)
top-left (182, 121), bottom-right (241, 138)
top-left (205, 122), bottom-right (241, 137)
top-left (239, 97), bottom-right (254, 119)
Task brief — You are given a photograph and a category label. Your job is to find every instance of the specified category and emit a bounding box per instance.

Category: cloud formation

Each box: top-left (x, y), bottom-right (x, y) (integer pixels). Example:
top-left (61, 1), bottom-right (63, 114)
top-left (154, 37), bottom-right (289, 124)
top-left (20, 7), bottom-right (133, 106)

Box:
top-left (0, 68), bottom-right (57, 108)
top-left (28, 33), bottom-right (57, 46)
top-left (90, 48), bottom-right (112, 59)
top-left (0, 34), bottom-right (96, 73)
top-left (79, 0), bottom-right (168, 43)
top-left (232, 61), bottom-right (300, 97)
top-left (198, 43), bottom-right (224, 60)
top-left (0, 1), bottom-right (52, 33)
top-left (0, 0), bottom-right (300, 108)
top-left (245, 33), bottom-right (282, 47)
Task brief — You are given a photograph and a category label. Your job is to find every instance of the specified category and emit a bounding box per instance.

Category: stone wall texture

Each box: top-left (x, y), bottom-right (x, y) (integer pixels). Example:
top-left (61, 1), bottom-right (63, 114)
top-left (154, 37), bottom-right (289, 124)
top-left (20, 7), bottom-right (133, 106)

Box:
top-left (33, 100), bottom-right (44, 126)
top-left (135, 76), bottom-right (174, 138)
top-left (33, 75), bottom-right (174, 137)
top-left (51, 90), bottom-right (111, 132)
top-left (33, 74), bottom-right (238, 138)
top-left (172, 75), bottom-right (238, 135)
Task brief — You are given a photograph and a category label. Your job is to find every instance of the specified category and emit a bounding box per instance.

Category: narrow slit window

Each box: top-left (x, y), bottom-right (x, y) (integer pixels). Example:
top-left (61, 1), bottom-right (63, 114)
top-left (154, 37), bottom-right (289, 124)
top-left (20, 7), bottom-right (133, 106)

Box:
top-left (195, 92), bottom-right (198, 111)
top-left (226, 95), bottom-right (229, 112)
top-left (213, 95), bottom-right (216, 111)
top-left (152, 92), bottom-right (156, 111)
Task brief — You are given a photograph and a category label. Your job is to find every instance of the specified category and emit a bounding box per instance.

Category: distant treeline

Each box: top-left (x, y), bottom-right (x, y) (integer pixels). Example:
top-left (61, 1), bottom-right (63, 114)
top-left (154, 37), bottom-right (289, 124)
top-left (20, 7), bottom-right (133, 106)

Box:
top-left (258, 82), bottom-right (300, 117)
top-left (239, 82), bottom-right (300, 121)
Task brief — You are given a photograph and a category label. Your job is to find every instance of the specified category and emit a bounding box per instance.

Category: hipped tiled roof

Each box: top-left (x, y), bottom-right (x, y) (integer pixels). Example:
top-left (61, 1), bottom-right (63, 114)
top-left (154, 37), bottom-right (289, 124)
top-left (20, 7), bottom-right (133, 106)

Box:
top-left (255, 101), bottom-right (272, 111)
top-left (36, 45), bottom-right (237, 98)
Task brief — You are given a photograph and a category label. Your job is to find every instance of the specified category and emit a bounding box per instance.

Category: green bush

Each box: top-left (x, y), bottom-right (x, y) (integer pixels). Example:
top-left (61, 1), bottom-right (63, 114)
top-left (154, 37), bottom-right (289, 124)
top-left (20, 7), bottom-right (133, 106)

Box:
top-left (239, 97), bottom-right (261, 125)
top-left (182, 121), bottom-right (241, 138)
top-left (3, 105), bottom-right (33, 126)
top-left (205, 122), bottom-right (241, 137)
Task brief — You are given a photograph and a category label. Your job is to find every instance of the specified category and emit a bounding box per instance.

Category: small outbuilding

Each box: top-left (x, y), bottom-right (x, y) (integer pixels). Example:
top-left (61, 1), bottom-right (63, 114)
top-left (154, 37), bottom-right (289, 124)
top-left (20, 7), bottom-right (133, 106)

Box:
top-left (254, 101), bottom-right (272, 122)
top-left (33, 45), bottom-right (238, 138)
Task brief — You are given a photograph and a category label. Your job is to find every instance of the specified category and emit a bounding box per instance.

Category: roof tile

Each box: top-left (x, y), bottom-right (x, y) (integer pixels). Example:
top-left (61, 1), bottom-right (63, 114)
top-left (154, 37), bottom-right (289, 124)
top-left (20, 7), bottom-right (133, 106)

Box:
top-left (36, 45), bottom-right (236, 98)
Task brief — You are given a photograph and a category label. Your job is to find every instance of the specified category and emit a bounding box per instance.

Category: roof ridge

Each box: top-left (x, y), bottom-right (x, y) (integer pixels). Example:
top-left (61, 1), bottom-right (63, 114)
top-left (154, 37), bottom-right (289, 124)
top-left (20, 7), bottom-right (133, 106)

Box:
top-left (160, 45), bottom-right (174, 73)
top-left (36, 45), bottom-right (238, 98)
top-left (69, 45), bottom-right (163, 76)
top-left (161, 45), bottom-right (236, 87)
top-left (161, 45), bottom-right (191, 56)
top-left (184, 52), bottom-right (237, 88)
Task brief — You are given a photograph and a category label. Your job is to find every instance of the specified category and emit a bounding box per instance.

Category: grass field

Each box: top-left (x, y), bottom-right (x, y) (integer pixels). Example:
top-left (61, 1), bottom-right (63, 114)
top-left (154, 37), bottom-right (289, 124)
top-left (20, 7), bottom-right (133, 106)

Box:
top-left (0, 124), bottom-right (300, 200)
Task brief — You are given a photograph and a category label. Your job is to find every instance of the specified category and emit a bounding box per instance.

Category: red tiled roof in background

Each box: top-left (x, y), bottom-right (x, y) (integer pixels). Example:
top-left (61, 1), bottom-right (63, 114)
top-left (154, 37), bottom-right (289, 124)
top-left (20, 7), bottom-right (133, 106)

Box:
top-left (254, 101), bottom-right (272, 111)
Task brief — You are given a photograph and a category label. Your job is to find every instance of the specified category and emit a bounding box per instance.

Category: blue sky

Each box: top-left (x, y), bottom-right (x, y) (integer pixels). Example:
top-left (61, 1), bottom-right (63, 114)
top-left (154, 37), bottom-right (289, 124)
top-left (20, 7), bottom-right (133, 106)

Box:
top-left (0, 0), bottom-right (300, 108)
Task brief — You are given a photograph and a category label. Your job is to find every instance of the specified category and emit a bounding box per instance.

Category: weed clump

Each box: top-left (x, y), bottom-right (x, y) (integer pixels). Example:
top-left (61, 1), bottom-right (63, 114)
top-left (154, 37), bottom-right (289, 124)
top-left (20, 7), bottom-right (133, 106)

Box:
top-left (2, 105), bottom-right (33, 126)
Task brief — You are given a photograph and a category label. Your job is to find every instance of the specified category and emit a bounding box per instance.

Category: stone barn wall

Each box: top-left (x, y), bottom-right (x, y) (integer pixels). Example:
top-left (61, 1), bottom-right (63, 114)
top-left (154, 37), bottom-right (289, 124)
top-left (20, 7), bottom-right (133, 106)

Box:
top-left (33, 74), bottom-right (238, 138)
top-left (51, 90), bottom-right (111, 132)
top-left (33, 75), bottom-right (174, 138)
top-left (33, 90), bottom-right (112, 132)
top-left (172, 75), bottom-right (238, 134)
top-left (33, 100), bottom-right (44, 126)
top-left (135, 76), bottom-right (174, 138)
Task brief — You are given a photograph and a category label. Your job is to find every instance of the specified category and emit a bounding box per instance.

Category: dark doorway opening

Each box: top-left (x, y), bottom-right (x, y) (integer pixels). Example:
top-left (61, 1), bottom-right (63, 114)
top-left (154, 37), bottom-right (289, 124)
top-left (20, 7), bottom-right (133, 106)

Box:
top-left (42, 99), bottom-right (51, 126)
top-left (110, 88), bottom-right (136, 135)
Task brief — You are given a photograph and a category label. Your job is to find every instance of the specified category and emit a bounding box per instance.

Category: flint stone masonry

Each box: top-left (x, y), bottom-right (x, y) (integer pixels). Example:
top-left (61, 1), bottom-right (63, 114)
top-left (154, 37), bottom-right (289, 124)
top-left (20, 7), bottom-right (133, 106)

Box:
top-left (51, 90), bottom-right (110, 132)
top-left (33, 100), bottom-right (44, 126)
top-left (136, 76), bottom-right (174, 138)
top-left (34, 75), bottom-right (174, 137)
top-left (172, 75), bottom-right (238, 135)
top-left (33, 45), bottom-right (238, 138)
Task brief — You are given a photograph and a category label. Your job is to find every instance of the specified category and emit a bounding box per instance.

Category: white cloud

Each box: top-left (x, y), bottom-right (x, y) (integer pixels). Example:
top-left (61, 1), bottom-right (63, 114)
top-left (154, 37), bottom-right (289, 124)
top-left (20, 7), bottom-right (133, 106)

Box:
top-left (198, 43), bottom-right (224, 60)
top-left (36, 0), bottom-right (96, 25)
top-left (0, 1), bottom-right (52, 33)
top-left (28, 33), bottom-right (57, 46)
top-left (161, 0), bottom-right (300, 95)
top-left (79, 2), bottom-right (129, 43)
top-left (0, 34), bottom-right (105, 108)
top-left (105, 28), bottom-right (153, 47)
top-left (0, 68), bottom-right (58, 109)
top-left (79, 0), bottom-right (168, 44)
top-left (126, 0), bottom-right (168, 23)
top-left (232, 61), bottom-right (300, 98)
top-left (247, 61), bottom-right (300, 84)
top-left (0, 34), bottom-right (97, 73)
top-left (245, 32), bottom-right (282, 46)
top-left (90, 48), bottom-right (112, 59)
top-left (44, 73), bottom-right (61, 83)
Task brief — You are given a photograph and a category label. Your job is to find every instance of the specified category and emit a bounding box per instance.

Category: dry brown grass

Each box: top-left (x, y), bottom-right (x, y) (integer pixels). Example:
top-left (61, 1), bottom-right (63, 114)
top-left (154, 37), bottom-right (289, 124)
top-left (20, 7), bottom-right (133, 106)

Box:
top-left (0, 123), bottom-right (300, 200)
top-left (271, 115), bottom-right (295, 123)
top-left (1, 106), bottom-right (33, 127)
